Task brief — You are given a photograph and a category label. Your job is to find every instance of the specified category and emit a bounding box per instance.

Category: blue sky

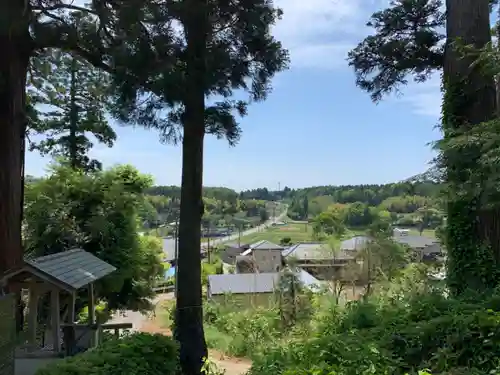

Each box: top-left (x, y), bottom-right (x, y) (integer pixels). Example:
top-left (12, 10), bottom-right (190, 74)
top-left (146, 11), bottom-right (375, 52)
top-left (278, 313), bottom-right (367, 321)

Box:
top-left (26, 0), bottom-right (442, 191)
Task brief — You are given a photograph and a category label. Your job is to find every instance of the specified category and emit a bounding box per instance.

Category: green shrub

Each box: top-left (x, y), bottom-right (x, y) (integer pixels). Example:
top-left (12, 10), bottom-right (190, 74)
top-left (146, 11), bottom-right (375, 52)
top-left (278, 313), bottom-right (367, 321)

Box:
top-left (248, 266), bottom-right (500, 375)
top-left (203, 301), bottom-right (282, 358)
top-left (202, 260), bottom-right (223, 285)
top-left (36, 333), bottom-right (178, 375)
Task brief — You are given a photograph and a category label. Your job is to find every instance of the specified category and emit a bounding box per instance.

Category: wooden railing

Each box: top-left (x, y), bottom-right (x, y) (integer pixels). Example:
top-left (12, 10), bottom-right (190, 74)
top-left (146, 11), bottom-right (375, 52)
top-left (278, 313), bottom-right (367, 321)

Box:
top-left (61, 322), bottom-right (133, 356)
top-left (152, 285), bottom-right (174, 294)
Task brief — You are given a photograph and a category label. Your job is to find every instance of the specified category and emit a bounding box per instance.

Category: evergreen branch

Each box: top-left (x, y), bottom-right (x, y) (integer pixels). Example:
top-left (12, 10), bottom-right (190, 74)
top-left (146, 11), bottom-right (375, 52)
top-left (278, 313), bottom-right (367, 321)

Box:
top-left (31, 2), bottom-right (97, 14)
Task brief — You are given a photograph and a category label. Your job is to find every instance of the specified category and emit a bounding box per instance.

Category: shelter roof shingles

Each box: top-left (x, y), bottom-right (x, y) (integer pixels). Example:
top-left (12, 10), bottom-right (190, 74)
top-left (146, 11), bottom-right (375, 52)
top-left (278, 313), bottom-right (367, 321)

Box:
top-left (25, 248), bottom-right (116, 291)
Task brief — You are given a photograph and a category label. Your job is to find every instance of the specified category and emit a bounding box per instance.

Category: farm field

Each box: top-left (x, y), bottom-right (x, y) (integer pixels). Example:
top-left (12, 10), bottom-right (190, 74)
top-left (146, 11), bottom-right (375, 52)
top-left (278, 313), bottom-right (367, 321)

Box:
top-left (237, 221), bottom-right (437, 246)
top-left (238, 221), bottom-right (314, 244)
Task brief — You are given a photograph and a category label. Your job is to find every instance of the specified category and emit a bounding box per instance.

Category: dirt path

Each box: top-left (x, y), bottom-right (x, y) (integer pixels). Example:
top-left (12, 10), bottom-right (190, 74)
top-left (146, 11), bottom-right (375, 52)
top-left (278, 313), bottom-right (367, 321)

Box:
top-left (139, 313), bottom-right (251, 375)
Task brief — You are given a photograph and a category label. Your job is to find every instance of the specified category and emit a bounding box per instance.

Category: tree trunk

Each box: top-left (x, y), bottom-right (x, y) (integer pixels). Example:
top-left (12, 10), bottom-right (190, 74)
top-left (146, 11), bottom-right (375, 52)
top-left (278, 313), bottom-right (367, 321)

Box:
top-left (0, 1), bottom-right (31, 275)
top-left (176, 1), bottom-right (208, 374)
top-left (496, 6), bottom-right (500, 114)
top-left (443, 0), bottom-right (499, 294)
top-left (69, 57), bottom-right (79, 169)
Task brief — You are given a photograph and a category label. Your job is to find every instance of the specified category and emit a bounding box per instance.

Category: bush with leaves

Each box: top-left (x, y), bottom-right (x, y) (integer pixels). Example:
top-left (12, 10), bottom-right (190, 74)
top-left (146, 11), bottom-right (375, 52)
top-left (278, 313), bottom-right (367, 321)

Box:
top-left (23, 162), bottom-right (164, 313)
top-left (202, 300), bottom-right (282, 358)
top-left (36, 333), bottom-right (178, 375)
top-left (249, 268), bottom-right (500, 375)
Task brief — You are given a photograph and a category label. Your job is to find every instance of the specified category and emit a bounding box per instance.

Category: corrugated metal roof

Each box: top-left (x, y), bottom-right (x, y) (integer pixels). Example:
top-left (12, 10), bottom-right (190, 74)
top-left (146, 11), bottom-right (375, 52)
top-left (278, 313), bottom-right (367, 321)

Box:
top-left (163, 238), bottom-right (206, 262)
top-left (240, 241), bottom-right (283, 256)
top-left (283, 242), bottom-right (355, 261)
top-left (296, 269), bottom-right (321, 291)
top-left (281, 245), bottom-right (296, 257)
top-left (208, 273), bottom-right (280, 295)
top-left (26, 249), bottom-right (116, 291)
top-left (341, 234), bottom-right (440, 252)
top-left (250, 240), bottom-right (284, 250)
top-left (208, 270), bottom-right (322, 296)
top-left (340, 236), bottom-right (370, 251)
top-left (393, 235), bottom-right (438, 249)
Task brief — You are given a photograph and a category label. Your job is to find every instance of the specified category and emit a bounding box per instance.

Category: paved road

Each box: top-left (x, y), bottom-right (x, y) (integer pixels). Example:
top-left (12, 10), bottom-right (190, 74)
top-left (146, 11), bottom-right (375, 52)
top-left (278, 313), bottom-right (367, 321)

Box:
top-left (204, 203), bottom-right (288, 247)
top-left (162, 204), bottom-right (288, 260)
top-left (108, 293), bottom-right (174, 331)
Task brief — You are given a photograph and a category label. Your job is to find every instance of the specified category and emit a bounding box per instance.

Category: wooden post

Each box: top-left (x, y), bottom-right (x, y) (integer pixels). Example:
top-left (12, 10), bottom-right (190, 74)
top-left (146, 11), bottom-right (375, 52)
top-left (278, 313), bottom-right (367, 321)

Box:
top-left (69, 292), bottom-right (76, 324)
top-left (88, 283), bottom-right (95, 324)
top-left (27, 288), bottom-right (39, 350)
top-left (88, 283), bottom-right (97, 346)
top-left (51, 289), bottom-right (61, 352)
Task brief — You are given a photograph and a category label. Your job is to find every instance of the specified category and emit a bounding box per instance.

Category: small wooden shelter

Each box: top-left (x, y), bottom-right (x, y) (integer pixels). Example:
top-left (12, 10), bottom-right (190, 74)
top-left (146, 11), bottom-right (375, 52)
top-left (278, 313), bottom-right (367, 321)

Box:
top-left (0, 249), bottom-right (116, 356)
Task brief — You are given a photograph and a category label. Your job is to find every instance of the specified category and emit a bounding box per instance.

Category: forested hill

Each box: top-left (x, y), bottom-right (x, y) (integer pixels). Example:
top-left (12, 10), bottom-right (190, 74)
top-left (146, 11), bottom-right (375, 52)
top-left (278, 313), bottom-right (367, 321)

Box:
top-left (142, 185), bottom-right (274, 232)
top-left (141, 181), bottom-right (442, 231)
top-left (236, 181), bottom-right (443, 228)
top-left (284, 181), bottom-right (441, 204)
top-left (146, 185), bottom-right (238, 202)
top-left (239, 181), bottom-right (441, 203)
top-left (147, 181), bottom-right (441, 205)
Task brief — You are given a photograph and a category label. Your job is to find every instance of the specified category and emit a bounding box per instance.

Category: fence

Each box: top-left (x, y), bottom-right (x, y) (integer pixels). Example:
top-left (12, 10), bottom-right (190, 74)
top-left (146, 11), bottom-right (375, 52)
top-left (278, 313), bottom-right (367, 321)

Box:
top-left (0, 294), bottom-right (15, 375)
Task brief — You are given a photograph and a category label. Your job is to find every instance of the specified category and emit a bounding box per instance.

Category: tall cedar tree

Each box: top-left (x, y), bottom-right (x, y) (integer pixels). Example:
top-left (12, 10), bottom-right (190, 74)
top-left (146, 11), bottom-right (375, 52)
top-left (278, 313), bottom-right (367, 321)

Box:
top-left (29, 49), bottom-right (116, 170)
top-left (348, 0), bottom-right (499, 293)
top-left (107, 1), bottom-right (289, 373)
top-left (0, 0), bottom-right (164, 277)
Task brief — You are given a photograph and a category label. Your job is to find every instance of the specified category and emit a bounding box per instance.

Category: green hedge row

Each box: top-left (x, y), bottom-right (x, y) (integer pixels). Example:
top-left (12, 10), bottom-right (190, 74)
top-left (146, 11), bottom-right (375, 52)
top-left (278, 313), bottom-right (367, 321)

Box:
top-left (37, 333), bottom-right (178, 375)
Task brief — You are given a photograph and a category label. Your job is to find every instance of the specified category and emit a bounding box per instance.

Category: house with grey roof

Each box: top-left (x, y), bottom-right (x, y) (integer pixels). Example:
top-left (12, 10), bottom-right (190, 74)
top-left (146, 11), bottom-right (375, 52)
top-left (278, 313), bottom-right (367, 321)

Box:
top-left (162, 238), bottom-right (206, 264)
top-left (207, 269), bottom-right (321, 306)
top-left (340, 236), bottom-right (370, 251)
top-left (220, 243), bottom-right (251, 264)
top-left (339, 230), bottom-right (443, 262)
top-left (240, 240), bottom-right (285, 273)
top-left (283, 242), bottom-right (359, 280)
top-left (392, 231), bottom-right (442, 261)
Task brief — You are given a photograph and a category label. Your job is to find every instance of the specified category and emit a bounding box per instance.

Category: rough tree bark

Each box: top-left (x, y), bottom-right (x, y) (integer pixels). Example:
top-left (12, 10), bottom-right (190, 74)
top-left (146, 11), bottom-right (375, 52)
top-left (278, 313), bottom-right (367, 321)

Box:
top-left (176, 0), bottom-right (208, 374)
top-left (0, 0), bottom-right (32, 276)
top-left (444, 0), bottom-right (499, 294)
top-left (69, 57), bottom-right (79, 169)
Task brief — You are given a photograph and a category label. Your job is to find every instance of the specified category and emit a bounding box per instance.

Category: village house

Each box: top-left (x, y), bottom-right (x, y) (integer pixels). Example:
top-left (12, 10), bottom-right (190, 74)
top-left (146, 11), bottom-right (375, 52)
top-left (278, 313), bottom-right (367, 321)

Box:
top-left (352, 228), bottom-right (443, 262)
top-left (392, 230), bottom-right (443, 262)
top-left (221, 240), bottom-right (284, 273)
top-left (220, 243), bottom-right (251, 264)
top-left (207, 269), bottom-right (321, 307)
top-left (282, 242), bottom-right (360, 280)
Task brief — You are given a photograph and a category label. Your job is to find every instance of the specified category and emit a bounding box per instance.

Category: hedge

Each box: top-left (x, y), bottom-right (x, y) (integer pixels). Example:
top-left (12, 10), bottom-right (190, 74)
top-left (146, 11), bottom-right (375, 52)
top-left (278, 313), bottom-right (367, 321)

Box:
top-left (36, 333), bottom-right (178, 375)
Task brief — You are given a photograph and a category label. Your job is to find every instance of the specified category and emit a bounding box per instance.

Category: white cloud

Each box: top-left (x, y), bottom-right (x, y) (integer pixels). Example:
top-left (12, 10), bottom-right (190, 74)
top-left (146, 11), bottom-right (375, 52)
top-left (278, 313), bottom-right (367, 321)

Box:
top-left (271, 0), bottom-right (444, 118)
top-left (400, 75), bottom-right (442, 118)
top-left (273, 0), bottom-right (388, 69)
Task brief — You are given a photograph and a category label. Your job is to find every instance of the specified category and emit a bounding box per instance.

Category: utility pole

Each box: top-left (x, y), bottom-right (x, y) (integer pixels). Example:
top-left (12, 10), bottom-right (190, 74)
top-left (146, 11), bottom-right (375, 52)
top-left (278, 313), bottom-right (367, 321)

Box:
top-left (238, 224), bottom-right (242, 248)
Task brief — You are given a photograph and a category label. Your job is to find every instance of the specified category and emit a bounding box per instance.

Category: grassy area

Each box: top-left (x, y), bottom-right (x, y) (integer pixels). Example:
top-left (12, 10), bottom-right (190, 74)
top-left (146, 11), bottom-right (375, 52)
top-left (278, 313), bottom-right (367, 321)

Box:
top-left (153, 221), bottom-right (437, 250)
top-left (238, 222), bottom-right (314, 244)
top-left (237, 222), bottom-right (437, 246)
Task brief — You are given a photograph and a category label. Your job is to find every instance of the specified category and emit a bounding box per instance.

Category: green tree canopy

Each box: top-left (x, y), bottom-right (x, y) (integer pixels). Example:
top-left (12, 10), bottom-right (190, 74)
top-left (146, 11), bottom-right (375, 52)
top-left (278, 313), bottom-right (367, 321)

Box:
top-left (347, 0), bottom-right (445, 102)
top-left (23, 162), bottom-right (163, 312)
top-left (28, 48), bottom-right (115, 171)
top-left (348, 0), bottom-right (500, 294)
top-left (103, 1), bottom-right (289, 372)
